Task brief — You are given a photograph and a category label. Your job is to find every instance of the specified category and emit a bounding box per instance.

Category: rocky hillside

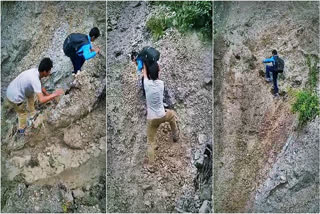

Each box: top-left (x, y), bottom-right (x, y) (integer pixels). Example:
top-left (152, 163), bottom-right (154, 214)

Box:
top-left (214, 1), bottom-right (319, 212)
top-left (107, 1), bottom-right (212, 213)
top-left (1, 1), bottom-right (106, 212)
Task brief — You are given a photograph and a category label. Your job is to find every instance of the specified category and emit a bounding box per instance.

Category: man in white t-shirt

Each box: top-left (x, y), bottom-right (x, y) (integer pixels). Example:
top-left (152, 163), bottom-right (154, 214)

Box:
top-left (142, 62), bottom-right (179, 171)
top-left (6, 58), bottom-right (64, 136)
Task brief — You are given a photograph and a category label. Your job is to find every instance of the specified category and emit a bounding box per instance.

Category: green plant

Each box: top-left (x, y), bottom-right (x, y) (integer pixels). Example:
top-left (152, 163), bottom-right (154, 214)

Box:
top-left (292, 90), bottom-right (320, 126)
top-left (147, 1), bottom-right (212, 40)
top-left (290, 55), bottom-right (319, 126)
top-left (306, 54), bottom-right (318, 91)
top-left (146, 14), bottom-right (169, 41)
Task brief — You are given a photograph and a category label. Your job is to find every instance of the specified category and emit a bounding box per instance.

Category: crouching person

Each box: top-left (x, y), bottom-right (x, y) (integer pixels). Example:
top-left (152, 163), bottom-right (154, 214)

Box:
top-left (6, 58), bottom-right (64, 137)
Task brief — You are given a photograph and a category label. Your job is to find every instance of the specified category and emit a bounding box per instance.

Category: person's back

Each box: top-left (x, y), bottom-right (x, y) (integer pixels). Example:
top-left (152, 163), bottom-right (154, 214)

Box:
top-left (144, 77), bottom-right (165, 119)
top-left (6, 68), bottom-right (41, 104)
top-left (64, 27), bottom-right (101, 75)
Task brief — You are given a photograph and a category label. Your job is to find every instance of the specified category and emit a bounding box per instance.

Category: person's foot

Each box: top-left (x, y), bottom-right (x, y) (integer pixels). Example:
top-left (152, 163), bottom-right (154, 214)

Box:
top-left (265, 78), bottom-right (272, 83)
top-left (143, 158), bottom-right (156, 173)
top-left (172, 130), bottom-right (180, 142)
top-left (72, 70), bottom-right (80, 77)
top-left (28, 111), bottom-right (40, 127)
top-left (273, 93), bottom-right (280, 98)
top-left (11, 129), bottom-right (27, 150)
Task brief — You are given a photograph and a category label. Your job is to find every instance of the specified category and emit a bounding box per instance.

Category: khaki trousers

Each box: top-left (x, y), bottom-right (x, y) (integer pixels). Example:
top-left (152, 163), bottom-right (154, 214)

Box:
top-left (7, 95), bottom-right (36, 130)
top-left (146, 109), bottom-right (178, 163)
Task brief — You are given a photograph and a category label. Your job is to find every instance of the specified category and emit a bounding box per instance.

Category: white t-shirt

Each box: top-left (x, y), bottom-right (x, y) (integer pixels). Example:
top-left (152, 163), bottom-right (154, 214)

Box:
top-left (6, 68), bottom-right (42, 104)
top-left (144, 78), bottom-right (165, 120)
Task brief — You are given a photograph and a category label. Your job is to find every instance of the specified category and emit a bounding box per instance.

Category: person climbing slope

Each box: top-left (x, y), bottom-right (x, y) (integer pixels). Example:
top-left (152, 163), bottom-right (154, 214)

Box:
top-left (131, 46), bottom-right (160, 96)
top-left (263, 49), bottom-right (284, 97)
top-left (142, 61), bottom-right (179, 172)
top-left (6, 58), bottom-right (64, 137)
top-left (63, 27), bottom-right (101, 75)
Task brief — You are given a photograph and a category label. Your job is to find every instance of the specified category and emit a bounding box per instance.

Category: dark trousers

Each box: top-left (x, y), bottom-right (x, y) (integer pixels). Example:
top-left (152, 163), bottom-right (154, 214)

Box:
top-left (266, 65), bottom-right (278, 94)
top-left (70, 54), bottom-right (85, 74)
top-left (141, 76), bottom-right (145, 96)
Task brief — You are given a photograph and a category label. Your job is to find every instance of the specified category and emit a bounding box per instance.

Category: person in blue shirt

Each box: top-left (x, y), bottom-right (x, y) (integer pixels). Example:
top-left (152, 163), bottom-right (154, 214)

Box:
top-left (263, 49), bottom-right (280, 97)
top-left (131, 51), bottom-right (145, 95)
top-left (70, 27), bottom-right (101, 75)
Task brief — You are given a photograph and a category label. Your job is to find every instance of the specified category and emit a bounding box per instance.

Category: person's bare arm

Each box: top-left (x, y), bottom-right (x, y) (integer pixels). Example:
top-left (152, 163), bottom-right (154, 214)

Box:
top-left (142, 64), bottom-right (148, 79)
top-left (37, 89), bottom-right (64, 104)
top-left (91, 47), bottom-right (100, 54)
top-left (42, 87), bottom-right (50, 96)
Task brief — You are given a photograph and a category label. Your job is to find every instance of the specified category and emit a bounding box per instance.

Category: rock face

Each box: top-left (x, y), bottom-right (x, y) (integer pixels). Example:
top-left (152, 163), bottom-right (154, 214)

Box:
top-left (107, 1), bottom-right (212, 213)
top-left (1, 1), bottom-right (106, 212)
top-left (214, 1), bottom-right (319, 213)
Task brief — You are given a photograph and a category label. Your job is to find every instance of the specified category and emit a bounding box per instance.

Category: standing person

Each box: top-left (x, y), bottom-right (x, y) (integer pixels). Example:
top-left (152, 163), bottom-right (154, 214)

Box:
top-left (143, 62), bottom-right (179, 171)
top-left (263, 49), bottom-right (281, 97)
top-left (63, 27), bottom-right (101, 75)
top-left (6, 58), bottom-right (64, 137)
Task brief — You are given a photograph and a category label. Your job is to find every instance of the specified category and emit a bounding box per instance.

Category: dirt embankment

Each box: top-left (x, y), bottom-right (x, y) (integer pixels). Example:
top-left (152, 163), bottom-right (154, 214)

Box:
top-left (1, 2), bottom-right (106, 212)
top-left (214, 1), bottom-right (319, 212)
top-left (107, 2), bottom-right (212, 213)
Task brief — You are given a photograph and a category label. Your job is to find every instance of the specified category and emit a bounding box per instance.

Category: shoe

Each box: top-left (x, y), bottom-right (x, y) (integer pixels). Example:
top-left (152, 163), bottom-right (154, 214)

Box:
top-left (27, 111), bottom-right (39, 127)
top-left (11, 129), bottom-right (26, 150)
top-left (274, 93), bottom-right (280, 98)
top-left (143, 158), bottom-right (156, 173)
top-left (172, 131), bottom-right (180, 142)
top-left (265, 78), bottom-right (272, 83)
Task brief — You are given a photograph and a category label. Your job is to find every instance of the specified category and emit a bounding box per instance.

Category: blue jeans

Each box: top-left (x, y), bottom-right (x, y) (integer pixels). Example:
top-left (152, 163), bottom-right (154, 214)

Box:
top-left (70, 54), bottom-right (85, 74)
top-left (266, 65), bottom-right (278, 94)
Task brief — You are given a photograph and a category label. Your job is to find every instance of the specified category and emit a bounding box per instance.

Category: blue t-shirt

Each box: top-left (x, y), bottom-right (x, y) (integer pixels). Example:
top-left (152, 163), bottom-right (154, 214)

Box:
top-left (77, 35), bottom-right (96, 60)
top-left (136, 58), bottom-right (143, 75)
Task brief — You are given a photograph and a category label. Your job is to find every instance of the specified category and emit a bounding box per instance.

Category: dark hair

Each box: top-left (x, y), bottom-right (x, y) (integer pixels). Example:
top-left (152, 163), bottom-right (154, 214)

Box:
top-left (147, 62), bottom-right (159, 80)
top-left (38, 57), bottom-right (53, 72)
top-left (131, 51), bottom-right (138, 61)
top-left (89, 27), bottom-right (100, 38)
top-left (272, 49), bottom-right (277, 55)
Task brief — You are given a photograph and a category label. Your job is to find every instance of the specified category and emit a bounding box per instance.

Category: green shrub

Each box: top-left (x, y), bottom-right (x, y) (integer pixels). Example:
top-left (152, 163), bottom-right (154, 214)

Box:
top-left (147, 1), bottom-right (212, 40)
top-left (290, 55), bottom-right (319, 126)
top-left (292, 90), bottom-right (319, 126)
top-left (306, 54), bottom-right (318, 91)
top-left (146, 14), bottom-right (169, 41)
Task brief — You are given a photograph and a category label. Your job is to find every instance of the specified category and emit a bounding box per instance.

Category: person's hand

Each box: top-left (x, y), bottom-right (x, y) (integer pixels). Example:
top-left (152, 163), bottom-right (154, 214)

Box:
top-left (54, 89), bottom-right (64, 96)
top-left (93, 47), bottom-right (100, 54)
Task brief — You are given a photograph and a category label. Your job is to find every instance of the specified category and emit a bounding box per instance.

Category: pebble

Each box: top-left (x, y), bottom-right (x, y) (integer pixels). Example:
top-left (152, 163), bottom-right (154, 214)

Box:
top-left (142, 185), bottom-right (152, 191)
top-left (144, 200), bottom-right (151, 207)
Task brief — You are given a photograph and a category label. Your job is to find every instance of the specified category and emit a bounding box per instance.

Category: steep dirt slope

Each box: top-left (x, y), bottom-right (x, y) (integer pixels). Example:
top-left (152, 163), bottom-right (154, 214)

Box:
top-left (214, 1), bottom-right (319, 212)
top-left (1, 2), bottom-right (106, 212)
top-left (107, 2), bottom-right (212, 212)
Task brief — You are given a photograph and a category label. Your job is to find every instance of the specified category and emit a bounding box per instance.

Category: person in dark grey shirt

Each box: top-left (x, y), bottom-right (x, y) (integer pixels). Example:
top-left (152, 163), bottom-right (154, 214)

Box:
top-left (142, 62), bottom-right (179, 172)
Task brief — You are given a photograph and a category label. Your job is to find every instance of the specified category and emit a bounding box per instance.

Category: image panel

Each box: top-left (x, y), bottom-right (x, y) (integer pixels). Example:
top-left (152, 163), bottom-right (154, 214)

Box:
top-left (214, 1), bottom-right (319, 213)
top-left (1, 1), bottom-right (106, 213)
top-left (107, 1), bottom-right (212, 213)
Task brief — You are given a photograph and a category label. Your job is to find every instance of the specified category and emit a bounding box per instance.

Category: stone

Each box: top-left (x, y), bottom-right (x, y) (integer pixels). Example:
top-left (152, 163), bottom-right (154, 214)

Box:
top-left (144, 200), bottom-right (151, 208)
top-left (72, 189), bottom-right (85, 198)
top-left (200, 184), bottom-right (212, 200)
top-left (204, 77), bottom-right (212, 85)
top-left (133, 2), bottom-right (141, 8)
top-left (198, 134), bottom-right (207, 145)
top-left (142, 185), bottom-right (152, 191)
top-left (199, 200), bottom-right (211, 213)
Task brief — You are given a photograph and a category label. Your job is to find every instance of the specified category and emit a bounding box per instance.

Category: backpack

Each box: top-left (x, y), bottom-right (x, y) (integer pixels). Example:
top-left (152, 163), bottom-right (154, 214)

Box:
top-left (63, 33), bottom-right (89, 57)
top-left (137, 46), bottom-right (160, 65)
top-left (274, 56), bottom-right (285, 73)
